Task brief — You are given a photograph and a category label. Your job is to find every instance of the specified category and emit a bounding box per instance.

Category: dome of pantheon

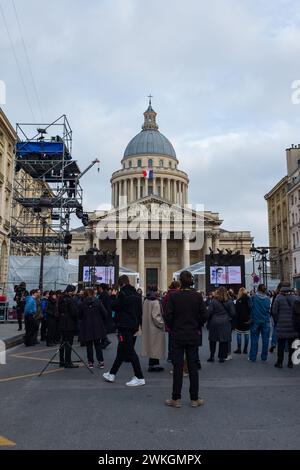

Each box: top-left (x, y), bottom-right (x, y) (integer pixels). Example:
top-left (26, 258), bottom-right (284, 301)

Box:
top-left (111, 99), bottom-right (189, 207)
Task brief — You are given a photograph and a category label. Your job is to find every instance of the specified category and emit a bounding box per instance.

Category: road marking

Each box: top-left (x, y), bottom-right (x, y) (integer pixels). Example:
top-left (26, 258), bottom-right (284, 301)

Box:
top-left (10, 346), bottom-right (57, 356)
top-left (0, 435), bottom-right (16, 446)
top-left (10, 354), bottom-right (53, 362)
top-left (0, 368), bottom-right (64, 383)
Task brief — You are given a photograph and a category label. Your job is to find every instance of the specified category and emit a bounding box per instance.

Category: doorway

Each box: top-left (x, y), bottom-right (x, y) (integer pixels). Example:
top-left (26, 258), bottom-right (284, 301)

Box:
top-left (146, 268), bottom-right (158, 288)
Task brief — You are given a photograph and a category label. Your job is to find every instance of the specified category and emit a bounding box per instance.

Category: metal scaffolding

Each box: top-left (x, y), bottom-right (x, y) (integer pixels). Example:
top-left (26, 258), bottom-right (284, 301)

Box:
top-left (10, 115), bottom-right (83, 258)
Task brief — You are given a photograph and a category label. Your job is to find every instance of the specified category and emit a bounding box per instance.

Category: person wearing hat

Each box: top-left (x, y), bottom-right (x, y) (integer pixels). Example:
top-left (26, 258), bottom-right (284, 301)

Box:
top-left (272, 283), bottom-right (299, 368)
top-left (57, 285), bottom-right (79, 368)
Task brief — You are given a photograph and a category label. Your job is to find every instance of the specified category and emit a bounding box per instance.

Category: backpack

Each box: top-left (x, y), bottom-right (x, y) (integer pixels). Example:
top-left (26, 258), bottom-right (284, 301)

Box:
top-left (292, 299), bottom-right (300, 333)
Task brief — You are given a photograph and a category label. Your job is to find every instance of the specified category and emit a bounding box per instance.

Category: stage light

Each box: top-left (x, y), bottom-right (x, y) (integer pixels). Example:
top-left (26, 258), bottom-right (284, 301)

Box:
top-left (82, 213), bottom-right (89, 226)
top-left (76, 207), bottom-right (84, 219)
top-left (64, 231), bottom-right (72, 244)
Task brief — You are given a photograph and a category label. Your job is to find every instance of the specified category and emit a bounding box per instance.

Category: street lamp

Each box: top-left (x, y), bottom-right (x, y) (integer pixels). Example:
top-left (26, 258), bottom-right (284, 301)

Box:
top-left (38, 193), bottom-right (52, 292)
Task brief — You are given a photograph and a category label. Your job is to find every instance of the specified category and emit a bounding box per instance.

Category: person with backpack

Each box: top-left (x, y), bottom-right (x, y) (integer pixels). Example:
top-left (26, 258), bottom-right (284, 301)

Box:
top-left (272, 284), bottom-right (299, 368)
top-left (207, 287), bottom-right (235, 363)
top-left (249, 284), bottom-right (271, 362)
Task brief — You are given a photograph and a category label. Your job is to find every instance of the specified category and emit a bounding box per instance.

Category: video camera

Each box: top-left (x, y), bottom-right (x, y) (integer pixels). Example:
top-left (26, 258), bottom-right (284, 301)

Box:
top-left (14, 284), bottom-right (27, 304)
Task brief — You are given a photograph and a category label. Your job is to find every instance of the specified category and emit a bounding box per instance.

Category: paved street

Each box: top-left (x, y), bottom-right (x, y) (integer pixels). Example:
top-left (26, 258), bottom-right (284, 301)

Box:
top-left (0, 331), bottom-right (300, 450)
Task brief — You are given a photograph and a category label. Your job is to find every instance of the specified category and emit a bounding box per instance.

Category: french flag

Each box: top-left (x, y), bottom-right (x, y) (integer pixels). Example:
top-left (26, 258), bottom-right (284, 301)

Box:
top-left (142, 169), bottom-right (154, 179)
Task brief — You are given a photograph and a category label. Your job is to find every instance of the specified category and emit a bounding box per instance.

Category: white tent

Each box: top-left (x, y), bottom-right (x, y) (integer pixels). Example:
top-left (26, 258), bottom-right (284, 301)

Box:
top-left (7, 255), bottom-right (73, 305)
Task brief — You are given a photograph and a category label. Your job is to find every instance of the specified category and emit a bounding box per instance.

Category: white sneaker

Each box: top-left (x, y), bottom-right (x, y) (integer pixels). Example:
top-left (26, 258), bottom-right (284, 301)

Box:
top-left (126, 376), bottom-right (145, 387)
top-left (225, 355), bottom-right (232, 361)
top-left (103, 372), bottom-right (116, 383)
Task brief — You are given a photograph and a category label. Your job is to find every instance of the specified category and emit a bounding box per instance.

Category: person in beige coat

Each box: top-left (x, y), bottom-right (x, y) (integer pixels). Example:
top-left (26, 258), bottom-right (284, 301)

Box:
top-left (141, 286), bottom-right (166, 372)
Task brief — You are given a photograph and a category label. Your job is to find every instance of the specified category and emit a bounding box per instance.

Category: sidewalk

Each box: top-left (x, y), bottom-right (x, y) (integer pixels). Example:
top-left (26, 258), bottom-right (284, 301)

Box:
top-left (0, 323), bottom-right (24, 349)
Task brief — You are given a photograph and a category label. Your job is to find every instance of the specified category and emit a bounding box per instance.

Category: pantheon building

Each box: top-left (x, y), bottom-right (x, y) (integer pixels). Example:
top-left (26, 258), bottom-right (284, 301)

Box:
top-left (71, 100), bottom-right (252, 291)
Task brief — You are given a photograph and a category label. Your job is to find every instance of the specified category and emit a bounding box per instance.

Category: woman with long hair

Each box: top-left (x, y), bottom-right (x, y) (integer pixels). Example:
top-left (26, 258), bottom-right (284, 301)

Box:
top-left (207, 287), bottom-right (236, 363)
top-left (79, 288), bottom-right (107, 369)
top-left (234, 287), bottom-right (251, 354)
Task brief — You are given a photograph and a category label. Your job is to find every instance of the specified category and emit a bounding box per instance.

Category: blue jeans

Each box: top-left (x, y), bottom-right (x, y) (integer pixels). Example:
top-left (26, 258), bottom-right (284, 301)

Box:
top-left (237, 332), bottom-right (249, 350)
top-left (249, 322), bottom-right (270, 362)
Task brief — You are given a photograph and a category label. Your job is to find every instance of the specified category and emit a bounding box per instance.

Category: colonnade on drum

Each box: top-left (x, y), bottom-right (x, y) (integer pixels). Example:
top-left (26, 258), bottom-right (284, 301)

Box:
top-left (111, 176), bottom-right (188, 207)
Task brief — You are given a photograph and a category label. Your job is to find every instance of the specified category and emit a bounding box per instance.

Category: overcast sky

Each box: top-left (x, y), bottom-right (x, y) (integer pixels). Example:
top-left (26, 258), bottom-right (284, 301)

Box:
top-left (1, 0), bottom-right (300, 245)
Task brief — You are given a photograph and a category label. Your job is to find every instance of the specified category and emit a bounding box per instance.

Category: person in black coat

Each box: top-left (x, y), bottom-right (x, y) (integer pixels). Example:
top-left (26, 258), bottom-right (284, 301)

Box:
top-left (234, 287), bottom-right (251, 354)
top-left (79, 288), bottom-right (107, 368)
top-left (57, 285), bottom-right (79, 368)
top-left (164, 270), bottom-right (207, 408)
top-left (272, 285), bottom-right (299, 368)
top-left (103, 275), bottom-right (145, 387)
top-left (207, 287), bottom-right (236, 363)
top-left (45, 291), bottom-right (57, 347)
top-left (97, 283), bottom-right (115, 349)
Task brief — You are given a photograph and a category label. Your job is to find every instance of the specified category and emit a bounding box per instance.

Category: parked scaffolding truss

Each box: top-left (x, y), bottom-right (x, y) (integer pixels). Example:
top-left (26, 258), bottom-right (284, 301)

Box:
top-left (11, 115), bottom-right (83, 258)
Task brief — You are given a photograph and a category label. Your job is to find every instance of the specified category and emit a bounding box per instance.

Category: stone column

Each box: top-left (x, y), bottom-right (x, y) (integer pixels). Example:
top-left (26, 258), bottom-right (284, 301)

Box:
top-left (182, 235), bottom-right (190, 268)
top-left (205, 231), bottom-right (213, 255)
top-left (185, 184), bottom-right (188, 205)
top-left (167, 179), bottom-right (171, 201)
top-left (161, 236), bottom-right (168, 292)
top-left (116, 235), bottom-right (122, 267)
top-left (137, 177), bottom-right (141, 200)
top-left (213, 232), bottom-right (220, 251)
top-left (153, 177), bottom-right (156, 195)
top-left (145, 178), bottom-right (148, 197)
top-left (138, 235), bottom-right (145, 292)
top-left (130, 178), bottom-right (134, 203)
top-left (173, 181), bottom-right (176, 203)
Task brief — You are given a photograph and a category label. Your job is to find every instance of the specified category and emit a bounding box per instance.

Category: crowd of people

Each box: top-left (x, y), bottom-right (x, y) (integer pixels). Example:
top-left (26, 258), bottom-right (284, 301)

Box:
top-left (14, 273), bottom-right (300, 407)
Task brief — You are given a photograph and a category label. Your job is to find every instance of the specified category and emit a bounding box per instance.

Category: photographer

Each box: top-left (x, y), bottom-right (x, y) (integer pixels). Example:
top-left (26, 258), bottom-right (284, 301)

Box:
top-left (14, 282), bottom-right (28, 331)
top-left (58, 285), bottom-right (79, 368)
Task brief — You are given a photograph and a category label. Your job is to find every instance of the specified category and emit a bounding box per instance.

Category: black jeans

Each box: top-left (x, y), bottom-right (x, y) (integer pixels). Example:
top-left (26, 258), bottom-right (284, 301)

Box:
top-left (86, 339), bottom-right (103, 363)
top-left (168, 333), bottom-right (173, 361)
top-left (172, 341), bottom-right (199, 401)
top-left (40, 317), bottom-right (47, 341)
top-left (277, 338), bottom-right (297, 365)
top-left (24, 315), bottom-right (36, 346)
top-left (46, 317), bottom-right (56, 345)
top-left (59, 331), bottom-right (75, 365)
top-left (110, 330), bottom-right (144, 379)
top-left (209, 341), bottom-right (228, 360)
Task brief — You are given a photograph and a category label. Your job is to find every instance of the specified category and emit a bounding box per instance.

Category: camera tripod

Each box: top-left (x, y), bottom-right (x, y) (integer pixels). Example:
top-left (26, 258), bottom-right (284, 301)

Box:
top-left (38, 341), bottom-right (93, 377)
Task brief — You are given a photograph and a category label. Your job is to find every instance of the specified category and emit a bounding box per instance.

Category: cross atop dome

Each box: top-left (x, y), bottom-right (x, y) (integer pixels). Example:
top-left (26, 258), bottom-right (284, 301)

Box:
top-left (142, 94), bottom-right (158, 130)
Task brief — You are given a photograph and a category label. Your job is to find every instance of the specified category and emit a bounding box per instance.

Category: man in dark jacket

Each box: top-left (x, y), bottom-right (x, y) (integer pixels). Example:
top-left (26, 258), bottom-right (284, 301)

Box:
top-left (272, 284), bottom-right (299, 368)
top-left (58, 285), bottom-right (79, 368)
top-left (164, 271), bottom-right (207, 408)
top-left (103, 275), bottom-right (145, 387)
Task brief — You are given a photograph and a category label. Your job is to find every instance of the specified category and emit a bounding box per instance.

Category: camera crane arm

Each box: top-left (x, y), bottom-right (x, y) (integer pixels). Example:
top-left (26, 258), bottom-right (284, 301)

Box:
top-left (76, 159), bottom-right (100, 181)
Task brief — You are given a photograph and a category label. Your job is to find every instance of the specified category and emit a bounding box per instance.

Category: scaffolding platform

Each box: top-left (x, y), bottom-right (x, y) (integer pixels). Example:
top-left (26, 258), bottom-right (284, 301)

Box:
top-left (11, 115), bottom-right (83, 258)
